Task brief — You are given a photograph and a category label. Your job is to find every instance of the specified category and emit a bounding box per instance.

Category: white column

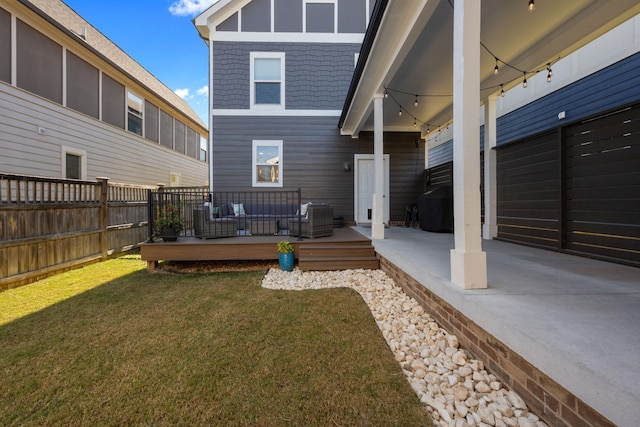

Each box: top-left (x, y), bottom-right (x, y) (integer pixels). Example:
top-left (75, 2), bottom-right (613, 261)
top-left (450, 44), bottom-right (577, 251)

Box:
top-left (483, 95), bottom-right (498, 239)
top-left (372, 94), bottom-right (385, 240)
top-left (450, 0), bottom-right (487, 289)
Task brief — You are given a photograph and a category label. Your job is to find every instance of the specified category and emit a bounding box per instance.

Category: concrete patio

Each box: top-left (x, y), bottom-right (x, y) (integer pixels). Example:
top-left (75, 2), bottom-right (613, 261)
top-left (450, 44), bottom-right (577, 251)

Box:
top-left (353, 225), bottom-right (639, 427)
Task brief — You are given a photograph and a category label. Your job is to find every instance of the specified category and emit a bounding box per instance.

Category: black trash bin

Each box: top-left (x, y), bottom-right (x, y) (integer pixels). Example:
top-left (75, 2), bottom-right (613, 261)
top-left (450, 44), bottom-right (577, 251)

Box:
top-left (417, 186), bottom-right (453, 232)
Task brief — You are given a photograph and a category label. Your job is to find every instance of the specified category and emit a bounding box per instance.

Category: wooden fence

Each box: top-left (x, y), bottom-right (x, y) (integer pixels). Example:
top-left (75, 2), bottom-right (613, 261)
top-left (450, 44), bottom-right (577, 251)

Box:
top-left (0, 174), bottom-right (157, 290)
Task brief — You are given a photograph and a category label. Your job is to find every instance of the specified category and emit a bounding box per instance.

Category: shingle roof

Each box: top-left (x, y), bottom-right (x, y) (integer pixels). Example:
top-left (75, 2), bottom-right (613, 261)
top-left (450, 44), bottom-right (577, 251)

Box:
top-left (21, 0), bottom-right (207, 131)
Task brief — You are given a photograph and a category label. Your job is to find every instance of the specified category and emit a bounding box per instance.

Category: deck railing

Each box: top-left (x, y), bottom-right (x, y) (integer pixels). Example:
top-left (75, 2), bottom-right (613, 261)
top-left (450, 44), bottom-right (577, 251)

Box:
top-left (148, 188), bottom-right (303, 240)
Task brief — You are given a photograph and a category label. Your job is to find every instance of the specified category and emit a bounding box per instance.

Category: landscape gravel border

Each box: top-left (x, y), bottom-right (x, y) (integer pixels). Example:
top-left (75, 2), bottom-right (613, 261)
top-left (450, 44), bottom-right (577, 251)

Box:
top-left (262, 268), bottom-right (548, 427)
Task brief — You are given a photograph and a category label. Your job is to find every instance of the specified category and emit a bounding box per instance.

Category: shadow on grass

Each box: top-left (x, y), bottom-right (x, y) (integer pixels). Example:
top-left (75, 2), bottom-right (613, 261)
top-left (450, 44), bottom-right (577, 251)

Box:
top-left (0, 256), bottom-right (431, 426)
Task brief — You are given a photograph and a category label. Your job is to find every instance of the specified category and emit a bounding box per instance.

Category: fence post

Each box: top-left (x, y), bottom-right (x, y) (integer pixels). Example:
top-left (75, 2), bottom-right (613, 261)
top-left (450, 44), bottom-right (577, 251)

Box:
top-left (96, 177), bottom-right (109, 259)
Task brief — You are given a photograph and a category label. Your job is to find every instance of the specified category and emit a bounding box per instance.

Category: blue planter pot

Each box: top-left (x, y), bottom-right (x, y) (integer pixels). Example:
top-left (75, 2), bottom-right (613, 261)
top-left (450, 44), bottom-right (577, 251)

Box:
top-left (279, 252), bottom-right (295, 271)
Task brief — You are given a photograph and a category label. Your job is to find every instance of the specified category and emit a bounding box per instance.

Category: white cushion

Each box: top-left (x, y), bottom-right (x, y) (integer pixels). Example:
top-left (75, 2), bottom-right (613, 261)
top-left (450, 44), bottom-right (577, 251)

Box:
top-left (233, 203), bottom-right (245, 216)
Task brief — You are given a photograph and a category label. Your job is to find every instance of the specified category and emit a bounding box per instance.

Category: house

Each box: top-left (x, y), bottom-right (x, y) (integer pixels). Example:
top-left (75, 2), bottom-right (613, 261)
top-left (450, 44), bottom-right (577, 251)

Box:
top-left (194, 1), bottom-right (639, 426)
top-left (0, 0), bottom-right (209, 187)
top-left (194, 0), bottom-right (425, 225)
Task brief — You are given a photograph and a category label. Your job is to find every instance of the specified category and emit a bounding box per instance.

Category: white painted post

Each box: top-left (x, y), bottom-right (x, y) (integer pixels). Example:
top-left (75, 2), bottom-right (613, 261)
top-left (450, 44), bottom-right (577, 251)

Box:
top-left (450, 0), bottom-right (487, 289)
top-left (372, 94), bottom-right (385, 240)
top-left (483, 95), bottom-right (498, 240)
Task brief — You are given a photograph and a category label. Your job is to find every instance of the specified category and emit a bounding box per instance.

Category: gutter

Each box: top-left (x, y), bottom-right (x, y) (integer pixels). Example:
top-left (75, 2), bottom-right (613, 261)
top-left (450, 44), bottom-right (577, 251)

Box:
top-left (337, 0), bottom-right (389, 130)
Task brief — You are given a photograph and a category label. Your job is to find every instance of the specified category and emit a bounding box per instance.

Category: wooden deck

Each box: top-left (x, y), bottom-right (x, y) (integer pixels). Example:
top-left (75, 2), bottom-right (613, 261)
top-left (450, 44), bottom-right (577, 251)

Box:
top-left (140, 227), bottom-right (379, 271)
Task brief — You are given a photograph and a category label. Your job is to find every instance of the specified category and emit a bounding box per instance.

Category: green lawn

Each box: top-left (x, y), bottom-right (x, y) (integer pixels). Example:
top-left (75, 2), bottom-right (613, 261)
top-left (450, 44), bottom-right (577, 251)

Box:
top-left (0, 255), bottom-right (431, 426)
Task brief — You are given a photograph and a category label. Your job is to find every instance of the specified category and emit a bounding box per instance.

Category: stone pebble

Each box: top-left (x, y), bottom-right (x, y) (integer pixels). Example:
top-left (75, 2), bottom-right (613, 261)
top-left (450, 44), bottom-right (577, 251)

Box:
top-left (262, 268), bottom-right (548, 427)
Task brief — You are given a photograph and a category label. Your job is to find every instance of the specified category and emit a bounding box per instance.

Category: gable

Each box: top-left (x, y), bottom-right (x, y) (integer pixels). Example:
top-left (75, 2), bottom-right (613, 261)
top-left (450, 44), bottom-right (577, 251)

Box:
top-left (195, 0), bottom-right (374, 42)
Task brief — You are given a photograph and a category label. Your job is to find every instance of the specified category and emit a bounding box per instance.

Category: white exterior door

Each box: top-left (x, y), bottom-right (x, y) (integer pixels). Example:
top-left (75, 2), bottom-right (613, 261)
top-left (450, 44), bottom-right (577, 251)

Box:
top-left (354, 154), bottom-right (389, 224)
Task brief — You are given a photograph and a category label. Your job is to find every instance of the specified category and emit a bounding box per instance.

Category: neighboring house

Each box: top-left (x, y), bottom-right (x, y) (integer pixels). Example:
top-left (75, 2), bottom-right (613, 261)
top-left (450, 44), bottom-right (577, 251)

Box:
top-left (0, 0), bottom-right (209, 187)
top-left (194, 0), bottom-right (425, 224)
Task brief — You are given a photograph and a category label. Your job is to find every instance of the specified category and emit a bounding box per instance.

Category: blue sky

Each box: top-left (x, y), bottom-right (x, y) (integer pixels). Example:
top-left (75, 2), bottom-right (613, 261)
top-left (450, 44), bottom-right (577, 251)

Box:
top-left (63, 0), bottom-right (218, 124)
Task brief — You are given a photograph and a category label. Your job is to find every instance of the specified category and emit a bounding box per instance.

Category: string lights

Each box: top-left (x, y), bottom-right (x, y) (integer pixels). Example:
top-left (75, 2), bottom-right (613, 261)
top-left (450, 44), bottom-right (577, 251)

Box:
top-left (382, 0), bottom-right (559, 132)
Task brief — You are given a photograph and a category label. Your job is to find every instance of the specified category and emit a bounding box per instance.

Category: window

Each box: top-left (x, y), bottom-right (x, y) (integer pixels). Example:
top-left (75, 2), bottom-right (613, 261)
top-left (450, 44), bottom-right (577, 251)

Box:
top-left (200, 136), bottom-right (208, 162)
top-left (127, 91), bottom-right (143, 136)
top-left (61, 146), bottom-right (86, 180)
top-left (252, 140), bottom-right (283, 187)
top-left (250, 52), bottom-right (285, 108)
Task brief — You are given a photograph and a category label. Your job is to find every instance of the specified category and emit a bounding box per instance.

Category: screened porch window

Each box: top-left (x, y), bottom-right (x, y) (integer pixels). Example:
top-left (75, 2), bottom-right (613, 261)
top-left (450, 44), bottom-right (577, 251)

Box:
top-left (252, 140), bottom-right (283, 187)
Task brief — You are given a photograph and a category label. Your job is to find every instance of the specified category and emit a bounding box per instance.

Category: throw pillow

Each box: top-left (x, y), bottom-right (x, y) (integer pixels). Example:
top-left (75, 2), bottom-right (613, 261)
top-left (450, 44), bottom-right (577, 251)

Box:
top-left (233, 203), bottom-right (245, 216)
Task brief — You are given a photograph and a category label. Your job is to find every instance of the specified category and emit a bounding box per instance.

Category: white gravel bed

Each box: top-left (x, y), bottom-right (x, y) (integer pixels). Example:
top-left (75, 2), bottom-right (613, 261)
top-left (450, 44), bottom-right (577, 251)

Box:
top-left (262, 268), bottom-right (548, 427)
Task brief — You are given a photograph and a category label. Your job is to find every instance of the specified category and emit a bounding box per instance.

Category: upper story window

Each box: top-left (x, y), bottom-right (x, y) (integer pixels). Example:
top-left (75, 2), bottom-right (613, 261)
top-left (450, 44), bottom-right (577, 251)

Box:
top-left (250, 52), bottom-right (285, 109)
top-left (252, 140), bottom-right (283, 187)
top-left (127, 91), bottom-right (143, 136)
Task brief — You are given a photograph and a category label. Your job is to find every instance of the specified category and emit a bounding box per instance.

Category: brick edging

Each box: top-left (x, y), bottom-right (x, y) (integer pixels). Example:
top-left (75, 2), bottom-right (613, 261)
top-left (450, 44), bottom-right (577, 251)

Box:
top-left (378, 255), bottom-right (615, 427)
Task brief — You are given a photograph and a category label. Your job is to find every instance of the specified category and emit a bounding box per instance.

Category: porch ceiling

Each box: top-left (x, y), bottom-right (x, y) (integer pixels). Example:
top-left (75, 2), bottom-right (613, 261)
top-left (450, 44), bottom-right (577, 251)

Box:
top-left (340, 0), bottom-right (640, 136)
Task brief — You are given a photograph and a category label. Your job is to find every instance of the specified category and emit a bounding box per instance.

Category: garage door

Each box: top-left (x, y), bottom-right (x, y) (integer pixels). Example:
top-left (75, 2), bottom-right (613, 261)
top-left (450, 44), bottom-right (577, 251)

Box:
top-left (564, 103), bottom-right (640, 265)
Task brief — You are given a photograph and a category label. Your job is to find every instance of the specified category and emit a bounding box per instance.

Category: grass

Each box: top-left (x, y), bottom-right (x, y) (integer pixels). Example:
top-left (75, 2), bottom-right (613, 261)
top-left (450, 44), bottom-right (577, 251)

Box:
top-left (0, 255), bottom-right (431, 426)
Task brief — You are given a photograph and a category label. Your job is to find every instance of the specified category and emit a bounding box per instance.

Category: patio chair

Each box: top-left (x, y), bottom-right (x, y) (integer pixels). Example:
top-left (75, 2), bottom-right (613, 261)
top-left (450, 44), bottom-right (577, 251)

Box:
top-left (193, 208), bottom-right (237, 239)
top-left (289, 204), bottom-right (334, 238)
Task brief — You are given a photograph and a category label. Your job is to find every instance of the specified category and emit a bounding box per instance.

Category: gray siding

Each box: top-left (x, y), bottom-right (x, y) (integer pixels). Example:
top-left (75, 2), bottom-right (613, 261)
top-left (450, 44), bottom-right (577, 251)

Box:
top-left (498, 52), bottom-right (640, 145)
top-left (306, 3), bottom-right (334, 33)
top-left (0, 84), bottom-right (207, 186)
top-left (0, 7), bottom-right (10, 84)
top-left (213, 42), bottom-right (360, 110)
top-left (241, 0), bottom-right (271, 32)
top-left (429, 52), bottom-right (640, 165)
top-left (274, 0), bottom-right (302, 32)
top-left (212, 116), bottom-right (422, 222)
top-left (217, 12), bottom-right (238, 32)
top-left (339, 0), bottom-right (367, 34)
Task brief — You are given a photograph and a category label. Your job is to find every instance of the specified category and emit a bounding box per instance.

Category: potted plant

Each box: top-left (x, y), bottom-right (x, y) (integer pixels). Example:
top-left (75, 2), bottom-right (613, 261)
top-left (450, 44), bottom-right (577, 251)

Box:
top-left (154, 203), bottom-right (184, 241)
top-left (277, 240), bottom-right (295, 271)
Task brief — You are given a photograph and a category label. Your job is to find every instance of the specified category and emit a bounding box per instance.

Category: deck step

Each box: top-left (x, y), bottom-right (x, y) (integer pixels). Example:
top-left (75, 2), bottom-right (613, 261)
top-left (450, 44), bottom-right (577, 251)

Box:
top-left (298, 244), bottom-right (375, 258)
top-left (298, 256), bottom-right (380, 271)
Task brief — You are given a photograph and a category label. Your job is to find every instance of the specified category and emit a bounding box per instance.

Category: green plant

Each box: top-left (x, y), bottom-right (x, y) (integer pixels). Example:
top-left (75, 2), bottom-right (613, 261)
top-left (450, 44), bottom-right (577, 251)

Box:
top-left (277, 240), bottom-right (294, 253)
top-left (154, 202), bottom-right (184, 235)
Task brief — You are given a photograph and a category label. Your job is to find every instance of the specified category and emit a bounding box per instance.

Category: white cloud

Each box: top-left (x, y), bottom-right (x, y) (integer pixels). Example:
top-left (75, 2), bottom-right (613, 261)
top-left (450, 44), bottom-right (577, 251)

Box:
top-left (175, 88), bottom-right (190, 99)
top-left (168, 0), bottom-right (218, 17)
top-left (196, 85), bottom-right (209, 96)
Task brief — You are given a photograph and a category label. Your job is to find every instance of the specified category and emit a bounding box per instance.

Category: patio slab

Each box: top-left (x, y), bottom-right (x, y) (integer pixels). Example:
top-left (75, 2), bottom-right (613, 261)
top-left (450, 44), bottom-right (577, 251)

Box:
top-left (353, 225), bottom-right (640, 427)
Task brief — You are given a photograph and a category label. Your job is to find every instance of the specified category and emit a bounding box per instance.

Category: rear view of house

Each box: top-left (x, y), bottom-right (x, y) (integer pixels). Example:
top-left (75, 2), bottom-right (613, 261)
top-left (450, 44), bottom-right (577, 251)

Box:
top-left (195, 0), bottom-right (425, 224)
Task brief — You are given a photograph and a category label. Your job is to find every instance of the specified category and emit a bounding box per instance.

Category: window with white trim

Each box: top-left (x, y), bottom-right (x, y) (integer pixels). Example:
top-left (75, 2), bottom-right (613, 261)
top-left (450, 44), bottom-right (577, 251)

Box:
top-left (252, 140), bottom-right (283, 187)
top-left (61, 146), bottom-right (86, 180)
top-left (127, 91), bottom-right (143, 136)
top-left (250, 52), bottom-right (285, 109)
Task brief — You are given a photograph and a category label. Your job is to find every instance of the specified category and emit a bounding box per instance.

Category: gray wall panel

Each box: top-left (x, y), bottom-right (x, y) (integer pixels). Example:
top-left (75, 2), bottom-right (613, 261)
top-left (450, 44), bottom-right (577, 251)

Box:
top-left (16, 19), bottom-right (62, 104)
top-left (241, 0), bottom-right (271, 32)
top-left (217, 12), bottom-right (238, 31)
top-left (212, 116), bottom-right (422, 221)
top-left (498, 52), bottom-right (640, 145)
top-left (66, 52), bottom-right (99, 119)
top-left (213, 42), bottom-right (360, 110)
top-left (338, 0), bottom-right (366, 34)
top-left (306, 3), bottom-right (334, 33)
top-left (0, 7), bottom-right (10, 84)
top-left (274, 0), bottom-right (302, 32)
top-left (101, 73), bottom-right (125, 129)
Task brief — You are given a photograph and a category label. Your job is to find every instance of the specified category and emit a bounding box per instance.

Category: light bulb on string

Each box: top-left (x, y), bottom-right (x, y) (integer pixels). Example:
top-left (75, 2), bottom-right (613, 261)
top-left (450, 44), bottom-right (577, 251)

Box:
top-left (384, 90), bottom-right (388, 99)
top-left (528, 0), bottom-right (535, 12)
top-left (546, 64), bottom-right (553, 83)
top-left (522, 72), bottom-right (528, 88)
top-left (500, 84), bottom-right (505, 97)
top-left (413, 119), bottom-right (417, 128)
top-left (398, 109), bottom-right (402, 117)
top-left (494, 58), bottom-right (499, 74)
top-left (414, 96), bottom-right (418, 107)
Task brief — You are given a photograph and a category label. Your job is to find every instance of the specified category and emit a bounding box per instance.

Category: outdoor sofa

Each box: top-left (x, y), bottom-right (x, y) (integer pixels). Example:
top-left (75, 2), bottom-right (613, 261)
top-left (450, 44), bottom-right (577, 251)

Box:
top-left (193, 202), bottom-right (333, 239)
